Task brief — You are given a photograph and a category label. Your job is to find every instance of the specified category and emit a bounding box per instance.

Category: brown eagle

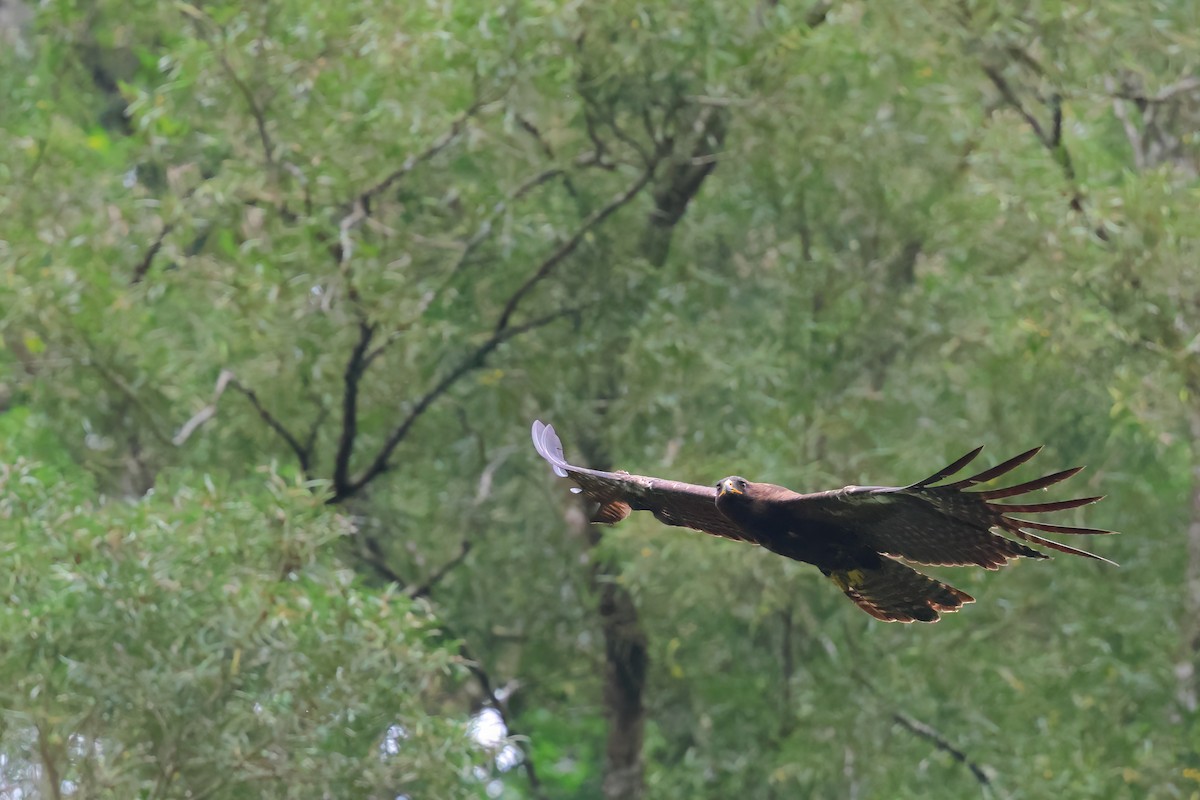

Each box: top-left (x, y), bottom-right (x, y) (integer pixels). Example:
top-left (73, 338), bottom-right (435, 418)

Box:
top-left (532, 420), bottom-right (1115, 623)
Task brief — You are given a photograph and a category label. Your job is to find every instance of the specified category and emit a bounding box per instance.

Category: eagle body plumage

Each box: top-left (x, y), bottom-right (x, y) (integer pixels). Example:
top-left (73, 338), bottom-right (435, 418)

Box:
top-left (532, 420), bottom-right (1116, 623)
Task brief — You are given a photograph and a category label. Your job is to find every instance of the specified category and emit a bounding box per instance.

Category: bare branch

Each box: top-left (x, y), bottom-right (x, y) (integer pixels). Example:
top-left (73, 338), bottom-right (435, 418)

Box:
top-left (447, 167), bottom-right (566, 281)
top-left (406, 541), bottom-right (471, 601)
top-left (892, 712), bottom-right (993, 791)
top-left (131, 221), bottom-right (175, 285)
top-left (78, 338), bottom-right (174, 446)
top-left (332, 307), bottom-right (577, 503)
top-left (327, 165), bottom-right (650, 504)
top-left (358, 533), bottom-right (407, 587)
top-left (1112, 76), bottom-right (1200, 104)
top-left (300, 403), bottom-right (329, 467)
top-left (173, 369), bottom-right (235, 446)
top-left (181, 7), bottom-right (276, 166)
top-left (405, 445), bottom-right (514, 599)
top-left (459, 640), bottom-right (546, 798)
top-left (853, 669), bottom-right (997, 793)
top-left (983, 65), bottom-right (1049, 146)
top-left (332, 320), bottom-right (376, 498)
top-left (228, 378), bottom-right (313, 474)
top-left (337, 102), bottom-right (484, 264)
top-left (494, 165), bottom-right (656, 334)
top-left (174, 370), bottom-right (319, 475)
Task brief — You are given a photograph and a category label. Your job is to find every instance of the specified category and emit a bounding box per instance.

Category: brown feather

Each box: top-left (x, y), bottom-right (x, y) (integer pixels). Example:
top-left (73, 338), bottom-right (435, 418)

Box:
top-left (990, 496), bottom-right (1104, 513)
top-left (592, 500), bottom-right (632, 524)
top-left (942, 445), bottom-right (1043, 489)
top-left (975, 467), bottom-right (1084, 499)
top-left (910, 446), bottom-right (984, 488)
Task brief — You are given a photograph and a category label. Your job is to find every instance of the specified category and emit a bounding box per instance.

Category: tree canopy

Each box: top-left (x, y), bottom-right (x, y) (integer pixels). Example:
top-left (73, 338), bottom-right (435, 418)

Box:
top-left (2, 1), bottom-right (1198, 797)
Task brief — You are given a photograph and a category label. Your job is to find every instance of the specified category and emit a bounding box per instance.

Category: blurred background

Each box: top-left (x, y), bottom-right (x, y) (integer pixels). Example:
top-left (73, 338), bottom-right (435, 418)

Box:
top-left (1, 1), bottom-right (1197, 797)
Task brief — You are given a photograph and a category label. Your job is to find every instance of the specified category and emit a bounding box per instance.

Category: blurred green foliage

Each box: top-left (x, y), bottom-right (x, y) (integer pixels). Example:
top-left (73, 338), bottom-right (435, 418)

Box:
top-left (2, 0), bottom-right (1199, 797)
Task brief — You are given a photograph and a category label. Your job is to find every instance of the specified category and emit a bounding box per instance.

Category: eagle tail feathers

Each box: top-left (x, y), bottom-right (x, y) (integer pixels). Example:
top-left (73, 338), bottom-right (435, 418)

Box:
top-left (830, 560), bottom-right (974, 623)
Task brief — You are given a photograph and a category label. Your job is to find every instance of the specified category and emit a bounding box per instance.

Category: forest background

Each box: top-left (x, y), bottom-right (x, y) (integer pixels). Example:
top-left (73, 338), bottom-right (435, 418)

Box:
top-left (2, 1), bottom-right (1199, 798)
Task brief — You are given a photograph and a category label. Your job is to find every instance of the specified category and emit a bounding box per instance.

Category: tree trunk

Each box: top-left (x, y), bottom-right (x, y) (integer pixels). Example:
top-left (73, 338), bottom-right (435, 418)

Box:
top-left (580, 108), bottom-right (729, 800)
top-left (1179, 408), bottom-right (1200, 713)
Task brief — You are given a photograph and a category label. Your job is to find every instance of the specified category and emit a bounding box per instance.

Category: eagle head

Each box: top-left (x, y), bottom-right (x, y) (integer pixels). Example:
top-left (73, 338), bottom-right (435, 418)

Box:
top-left (717, 476), bottom-right (749, 498)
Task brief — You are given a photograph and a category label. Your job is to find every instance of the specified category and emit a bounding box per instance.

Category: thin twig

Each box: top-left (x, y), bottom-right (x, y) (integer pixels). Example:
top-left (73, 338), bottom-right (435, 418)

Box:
top-left (337, 102), bottom-right (483, 264)
top-left (406, 541), bottom-right (471, 601)
top-left (405, 446), bottom-right (513, 599)
top-left (181, 6), bottom-right (276, 166)
top-left (79, 339), bottom-right (174, 446)
top-left (173, 370), bottom-right (316, 474)
top-left (131, 221), bottom-right (175, 285)
top-left (892, 712), bottom-right (993, 791)
top-left (228, 379), bottom-right (312, 474)
top-left (982, 65), bottom-right (1049, 146)
top-left (459, 640), bottom-right (546, 798)
top-left (494, 164), bottom-right (656, 334)
top-left (852, 669), bottom-right (997, 794)
top-left (332, 307), bottom-right (578, 503)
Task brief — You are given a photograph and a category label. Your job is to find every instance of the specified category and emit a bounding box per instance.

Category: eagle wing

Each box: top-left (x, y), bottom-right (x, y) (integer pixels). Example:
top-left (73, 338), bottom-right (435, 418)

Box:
top-left (783, 446), bottom-right (1117, 568)
top-left (531, 420), bottom-right (750, 542)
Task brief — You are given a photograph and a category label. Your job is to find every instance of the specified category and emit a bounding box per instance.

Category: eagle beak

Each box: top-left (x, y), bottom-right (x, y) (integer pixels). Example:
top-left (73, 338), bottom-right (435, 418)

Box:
top-left (720, 479), bottom-right (743, 496)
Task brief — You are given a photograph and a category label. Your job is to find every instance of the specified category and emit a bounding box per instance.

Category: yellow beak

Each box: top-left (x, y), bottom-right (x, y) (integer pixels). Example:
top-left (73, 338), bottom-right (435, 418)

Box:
top-left (720, 479), bottom-right (743, 496)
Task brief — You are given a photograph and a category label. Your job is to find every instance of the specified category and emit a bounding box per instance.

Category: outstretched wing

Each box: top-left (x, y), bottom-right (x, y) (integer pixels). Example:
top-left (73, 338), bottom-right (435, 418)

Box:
top-left (531, 420), bottom-right (750, 542)
top-left (785, 446), bottom-right (1117, 568)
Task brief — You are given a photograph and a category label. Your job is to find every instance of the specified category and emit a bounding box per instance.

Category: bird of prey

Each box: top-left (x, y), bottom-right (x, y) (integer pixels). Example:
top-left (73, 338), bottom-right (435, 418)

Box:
top-left (531, 420), bottom-right (1115, 623)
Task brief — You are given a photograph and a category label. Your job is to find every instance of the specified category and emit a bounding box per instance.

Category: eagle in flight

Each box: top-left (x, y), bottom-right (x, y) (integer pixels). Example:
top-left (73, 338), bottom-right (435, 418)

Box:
top-left (531, 420), bottom-right (1115, 623)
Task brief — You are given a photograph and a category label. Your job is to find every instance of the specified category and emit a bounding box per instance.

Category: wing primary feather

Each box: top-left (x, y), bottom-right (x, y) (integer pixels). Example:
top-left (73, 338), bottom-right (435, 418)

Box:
top-left (1010, 529), bottom-right (1118, 565)
top-left (991, 496), bottom-right (1103, 513)
top-left (910, 446), bottom-right (984, 488)
top-left (943, 445), bottom-right (1043, 489)
top-left (974, 467), bottom-right (1084, 499)
top-left (1005, 518), bottom-right (1117, 536)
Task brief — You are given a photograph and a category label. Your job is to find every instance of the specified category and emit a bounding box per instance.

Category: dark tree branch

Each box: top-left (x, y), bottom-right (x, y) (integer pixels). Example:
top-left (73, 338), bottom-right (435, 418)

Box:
top-left (131, 221), bottom-right (175, 285)
top-left (405, 445), bottom-right (513, 599)
top-left (174, 369), bottom-right (322, 476)
top-left (326, 154), bottom-right (653, 506)
top-left (494, 165), bottom-right (657, 334)
top-left (337, 102), bottom-right (483, 263)
top-left (358, 165), bottom-right (574, 371)
top-left (79, 340), bottom-right (175, 447)
top-left (331, 307), bottom-right (578, 503)
top-left (300, 403), bottom-right (329, 469)
top-left (892, 712), bottom-right (992, 791)
top-left (331, 320), bottom-right (376, 499)
top-left (1111, 76), bottom-right (1200, 104)
top-left (228, 378), bottom-right (313, 475)
top-left (458, 640), bottom-right (546, 799)
top-left (406, 541), bottom-right (471, 601)
top-left (982, 61), bottom-right (1094, 224)
top-left (982, 65), bottom-right (1049, 146)
top-left (853, 670), bottom-right (995, 793)
top-left (358, 533), bottom-right (407, 587)
top-left (181, 5), bottom-right (277, 167)
top-left (217, 45), bottom-right (276, 166)
top-left (445, 167), bottom-right (568, 283)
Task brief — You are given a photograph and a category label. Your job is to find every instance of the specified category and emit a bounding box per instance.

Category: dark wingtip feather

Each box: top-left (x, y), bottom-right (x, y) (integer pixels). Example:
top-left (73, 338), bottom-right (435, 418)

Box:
top-left (975, 466), bottom-right (1085, 499)
top-left (911, 446), bottom-right (985, 488)
top-left (1006, 518), bottom-right (1118, 536)
top-left (990, 496), bottom-right (1104, 514)
top-left (1010, 528), bottom-right (1119, 565)
top-left (944, 445), bottom-right (1043, 489)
